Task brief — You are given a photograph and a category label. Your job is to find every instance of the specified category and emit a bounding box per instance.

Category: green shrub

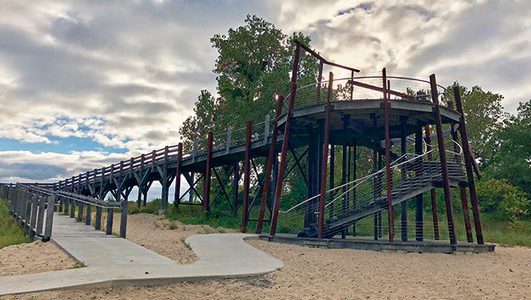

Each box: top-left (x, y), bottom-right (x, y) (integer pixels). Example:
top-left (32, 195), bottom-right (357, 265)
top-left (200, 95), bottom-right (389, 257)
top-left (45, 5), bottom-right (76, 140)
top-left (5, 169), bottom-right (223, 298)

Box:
top-left (477, 179), bottom-right (529, 221)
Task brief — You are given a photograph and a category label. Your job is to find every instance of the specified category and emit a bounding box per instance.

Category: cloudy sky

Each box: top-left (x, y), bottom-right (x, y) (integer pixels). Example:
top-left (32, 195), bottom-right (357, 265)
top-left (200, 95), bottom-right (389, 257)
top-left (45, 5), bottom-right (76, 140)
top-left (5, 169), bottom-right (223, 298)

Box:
top-left (0, 0), bottom-right (529, 198)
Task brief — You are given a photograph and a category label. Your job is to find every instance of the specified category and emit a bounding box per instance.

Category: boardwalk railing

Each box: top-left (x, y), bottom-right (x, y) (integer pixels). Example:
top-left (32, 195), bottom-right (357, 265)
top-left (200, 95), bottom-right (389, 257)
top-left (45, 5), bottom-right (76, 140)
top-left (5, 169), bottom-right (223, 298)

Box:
top-left (0, 183), bottom-right (122, 241)
top-left (1, 183), bottom-right (56, 241)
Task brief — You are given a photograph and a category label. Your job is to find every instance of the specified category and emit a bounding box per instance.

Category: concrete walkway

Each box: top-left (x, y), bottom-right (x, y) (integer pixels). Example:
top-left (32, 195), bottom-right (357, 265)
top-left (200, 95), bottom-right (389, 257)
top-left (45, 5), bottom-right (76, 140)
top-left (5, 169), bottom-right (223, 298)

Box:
top-left (0, 214), bottom-right (283, 296)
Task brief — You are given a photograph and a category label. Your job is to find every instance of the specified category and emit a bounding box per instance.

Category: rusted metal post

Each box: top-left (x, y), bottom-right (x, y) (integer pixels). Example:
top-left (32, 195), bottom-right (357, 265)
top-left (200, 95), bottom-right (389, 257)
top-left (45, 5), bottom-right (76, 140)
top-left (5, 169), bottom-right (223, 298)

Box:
top-left (318, 72), bottom-right (333, 239)
top-left (447, 101), bottom-right (474, 243)
top-left (203, 131), bottom-right (213, 212)
top-left (372, 114), bottom-right (379, 240)
top-left (329, 145), bottom-right (335, 219)
top-left (174, 143), bottom-right (183, 209)
top-left (270, 43), bottom-right (301, 236)
top-left (383, 68), bottom-right (394, 242)
top-left (341, 144), bottom-right (348, 239)
top-left (257, 96), bottom-right (284, 234)
top-left (415, 126), bottom-right (424, 241)
top-left (241, 121), bottom-right (253, 233)
top-left (400, 117), bottom-right (408, 241)
top-left (430, 74), bottom-right (456, 245)
top-left (424, 125), bottom-right (440, 240)
top-left (352, 143), bottom-right (357, 236)
top-left (454, 86), bottom-right (484, 244)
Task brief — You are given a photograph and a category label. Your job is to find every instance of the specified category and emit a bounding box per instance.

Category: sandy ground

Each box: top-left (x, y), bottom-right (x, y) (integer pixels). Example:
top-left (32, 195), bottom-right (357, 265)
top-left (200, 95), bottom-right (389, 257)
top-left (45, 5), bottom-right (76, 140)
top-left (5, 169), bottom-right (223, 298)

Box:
top-left (0, 241), bottom-right (77, 276)
top-left (2, 213), bottom-right (531, 299)
top-left (113, 213), bottom-right (232, 264)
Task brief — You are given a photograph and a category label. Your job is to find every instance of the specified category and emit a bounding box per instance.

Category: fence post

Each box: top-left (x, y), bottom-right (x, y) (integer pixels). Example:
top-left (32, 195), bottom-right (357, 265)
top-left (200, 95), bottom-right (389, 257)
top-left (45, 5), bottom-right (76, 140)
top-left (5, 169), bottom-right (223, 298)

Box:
top-left (36, 196), bottom-right (45, 236)
top-left (30, 194), bottom-right (39, 238)
top-left (43, 194), bottom-right (56, 242)
top-left (95, 203), bottom-right (102, 230)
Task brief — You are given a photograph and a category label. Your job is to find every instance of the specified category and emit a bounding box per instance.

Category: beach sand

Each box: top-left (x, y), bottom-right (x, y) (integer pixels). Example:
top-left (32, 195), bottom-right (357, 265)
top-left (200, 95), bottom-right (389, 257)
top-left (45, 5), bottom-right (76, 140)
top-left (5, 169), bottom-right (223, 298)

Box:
top-left (2, 213), bottom-right (530, 299)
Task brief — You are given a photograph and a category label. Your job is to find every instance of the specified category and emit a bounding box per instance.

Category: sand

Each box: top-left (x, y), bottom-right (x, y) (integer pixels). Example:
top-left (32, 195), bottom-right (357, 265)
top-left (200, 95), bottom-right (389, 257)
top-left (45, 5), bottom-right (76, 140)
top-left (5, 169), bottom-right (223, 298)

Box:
top-left (2, 213), bottom-right (531, 299)
top-left (0, 241), bottom-right (77, 277)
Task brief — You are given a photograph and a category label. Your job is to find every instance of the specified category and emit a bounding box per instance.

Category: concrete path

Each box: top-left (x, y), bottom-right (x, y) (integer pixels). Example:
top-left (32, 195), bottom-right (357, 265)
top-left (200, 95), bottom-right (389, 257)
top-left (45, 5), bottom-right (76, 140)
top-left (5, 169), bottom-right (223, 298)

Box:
top-left (0, 214), bottom-right (283, 296)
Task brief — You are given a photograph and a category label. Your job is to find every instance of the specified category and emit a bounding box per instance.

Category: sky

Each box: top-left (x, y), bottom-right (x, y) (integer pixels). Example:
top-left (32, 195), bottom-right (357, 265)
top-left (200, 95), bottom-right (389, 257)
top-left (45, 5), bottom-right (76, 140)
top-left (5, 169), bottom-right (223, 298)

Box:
top-left (1, 0), bottom-right (530, 199)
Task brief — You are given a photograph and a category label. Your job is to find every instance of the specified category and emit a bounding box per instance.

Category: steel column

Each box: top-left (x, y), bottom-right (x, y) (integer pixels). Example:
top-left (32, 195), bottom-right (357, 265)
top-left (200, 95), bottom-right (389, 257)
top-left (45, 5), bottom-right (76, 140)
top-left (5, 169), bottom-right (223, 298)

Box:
top-left (257, 96), bottom-right (284, 233)
top-left (430, 74), bottom-right (456, 245)
top-left (415, 126), bottom-right (424, 241)
top-left (454, 86), bottom-right (484, 244)
top-left (383, 68), bottom-right (394, 242)
top-left (400, 117), bottom-right (408, 241)
top-left (270, 43), bottom-right (301, 236)
top-left (203, 131), bottom-right (213, 212)
top-left (424, 125), bottom-right (440, 240)
top-left (318, 72), bottom-right (333, 239)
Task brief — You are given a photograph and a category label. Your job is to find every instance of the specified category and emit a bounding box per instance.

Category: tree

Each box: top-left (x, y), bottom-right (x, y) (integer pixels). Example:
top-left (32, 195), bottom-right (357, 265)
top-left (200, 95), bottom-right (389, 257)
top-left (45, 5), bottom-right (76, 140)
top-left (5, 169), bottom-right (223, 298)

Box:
top-left (485, 100), bottom-right (531, 196)
top-left (449, 84), bottom-right (507, 164)
top-left (180, 15), bottom-right (316, 147)
top-left (179, 90), bottom-right (219, 151)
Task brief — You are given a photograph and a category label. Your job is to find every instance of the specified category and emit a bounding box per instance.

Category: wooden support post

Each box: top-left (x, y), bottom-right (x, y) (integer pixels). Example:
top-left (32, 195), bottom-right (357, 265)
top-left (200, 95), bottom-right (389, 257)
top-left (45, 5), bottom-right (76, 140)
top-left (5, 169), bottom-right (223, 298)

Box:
top-left (174, 143), bottom-right (183, 209)
top-left (257, 96), bottom-right (284, 234)
top-left (120, 198), bottom-right (127, 238)
top-left (318, 72), bottom-right (333, 239)
top-left (383, 68), bottom-right (394, 243)
top-left (430, 74), bottom-right (456, 245)
top-left (424, 125), bottom-right (440, 240)
top-left (400, 117), bottom-right (408, 242)
top-left (454, 86), bottom-right (484, 244)
top-left (70, 198), bottom-right (76, 218)
top-left (203, 132), bottom-right (213, 212)
top-left (106, 204), bottom-right (114, 235)
top-left (414, 126), bottom-right (424, 241)
top-left (270, 43), bottom-right (301, 236)
top-left (241, 121), bottom-right (253, 233)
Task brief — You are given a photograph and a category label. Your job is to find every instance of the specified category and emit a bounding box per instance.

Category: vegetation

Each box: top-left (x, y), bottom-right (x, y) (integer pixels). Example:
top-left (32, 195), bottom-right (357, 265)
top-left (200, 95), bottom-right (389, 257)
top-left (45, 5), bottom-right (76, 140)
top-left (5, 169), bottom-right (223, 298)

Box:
top-left (0, 200), bottom-right (31, 249)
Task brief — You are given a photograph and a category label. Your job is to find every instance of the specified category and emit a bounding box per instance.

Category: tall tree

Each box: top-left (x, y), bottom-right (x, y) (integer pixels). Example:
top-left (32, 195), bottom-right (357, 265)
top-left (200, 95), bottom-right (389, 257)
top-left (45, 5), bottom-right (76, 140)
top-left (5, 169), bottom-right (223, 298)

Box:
top-left (448, 84), bottom-right (507, 164)
top-left (485, 100), bottom-right (531, 195)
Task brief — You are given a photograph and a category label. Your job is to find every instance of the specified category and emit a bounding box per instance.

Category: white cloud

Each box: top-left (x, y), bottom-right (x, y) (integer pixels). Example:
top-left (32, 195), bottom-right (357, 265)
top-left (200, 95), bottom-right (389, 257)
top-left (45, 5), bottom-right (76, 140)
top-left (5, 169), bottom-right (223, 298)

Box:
top-left (0, 0), bottom-right (529, 184)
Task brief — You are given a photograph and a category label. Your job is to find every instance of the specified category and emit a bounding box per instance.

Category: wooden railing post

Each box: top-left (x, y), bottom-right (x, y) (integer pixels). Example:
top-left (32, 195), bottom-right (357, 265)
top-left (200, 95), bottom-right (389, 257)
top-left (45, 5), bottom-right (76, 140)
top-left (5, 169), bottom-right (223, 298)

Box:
top-left (43, 194), bottom-right (56, 242)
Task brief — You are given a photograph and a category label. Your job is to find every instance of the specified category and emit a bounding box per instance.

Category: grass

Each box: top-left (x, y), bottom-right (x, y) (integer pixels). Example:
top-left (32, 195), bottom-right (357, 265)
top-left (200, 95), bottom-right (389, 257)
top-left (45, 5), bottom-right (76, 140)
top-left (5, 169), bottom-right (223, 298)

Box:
top-left (0, 200), bottom-right (32, 249)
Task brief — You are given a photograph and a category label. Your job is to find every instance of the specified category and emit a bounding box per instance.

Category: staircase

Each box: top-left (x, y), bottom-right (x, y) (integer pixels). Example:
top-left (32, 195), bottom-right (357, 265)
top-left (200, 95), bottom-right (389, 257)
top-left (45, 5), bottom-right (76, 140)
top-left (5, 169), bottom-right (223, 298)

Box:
top-left (280, 143), bottom-right (467, 239)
